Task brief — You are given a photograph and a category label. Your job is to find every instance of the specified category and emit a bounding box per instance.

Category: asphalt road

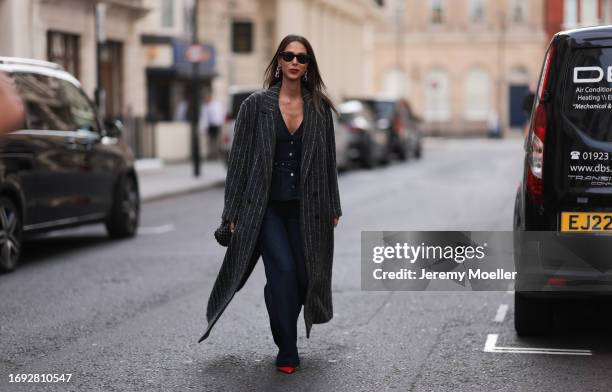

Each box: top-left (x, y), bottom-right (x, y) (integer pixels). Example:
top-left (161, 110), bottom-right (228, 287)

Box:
top-left (1, 138), bottom-right (611, 392)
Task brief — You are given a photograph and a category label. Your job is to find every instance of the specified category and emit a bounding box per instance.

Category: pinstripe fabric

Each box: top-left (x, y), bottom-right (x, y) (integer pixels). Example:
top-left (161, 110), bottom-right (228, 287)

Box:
top-left (199, 83), bottom-right (342, 343)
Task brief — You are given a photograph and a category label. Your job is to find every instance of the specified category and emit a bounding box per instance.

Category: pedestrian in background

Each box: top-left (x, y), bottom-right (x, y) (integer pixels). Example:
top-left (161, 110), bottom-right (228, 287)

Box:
top-left (199, 94), bottom-right (224, 160)
top-left (199, 34), bottom-right (342, 375)
top-left (487, 111), bottom-right (501, 138)
top-left (0, 72), bottom-right (25, 135)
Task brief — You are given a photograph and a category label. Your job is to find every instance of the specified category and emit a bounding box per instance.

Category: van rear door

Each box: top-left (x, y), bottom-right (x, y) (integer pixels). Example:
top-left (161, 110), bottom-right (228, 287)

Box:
top-left (556, 47), bottom-right (612, 196)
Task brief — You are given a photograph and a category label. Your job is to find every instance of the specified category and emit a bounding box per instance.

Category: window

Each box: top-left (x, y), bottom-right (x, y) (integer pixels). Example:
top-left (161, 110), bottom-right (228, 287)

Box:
top-left (382, 69), bottom-right (409, 98)
top-left (581, 0), bottom-right (598, 26)
top-left (161, 0), bottom-right (175, 28)
top-left (100, 41), bottom-right (123, 119)
top-left (232, 21), bottom-right (254, 53)
top-left (183, 0), bottom-right (194, 37)
top-left (469, 0), bottom-right (486, 23)
top-left (62, 81), bottom-right (100, 133)
top-left (511, 0), bottom-right (528, 24)
top-left (562, 48), bottom-right (612, 141)
top-left (430, 0), bottom-right (444, 25)
top-left (12, 73), bottom-right (72, 131)
top-left (47, 31), bottom-right (80, 79)
top-left (464, 68), bottom-right (490, 121)
top-left (424, 69), bottom-right (450, 122)
top-left (564, 0), bottom-right (578, 28)
top-left (264, 20), bottom-right (275, 58)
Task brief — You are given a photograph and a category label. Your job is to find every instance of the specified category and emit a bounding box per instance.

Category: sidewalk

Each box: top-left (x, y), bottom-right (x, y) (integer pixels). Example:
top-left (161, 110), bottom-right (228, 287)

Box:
top-left (135, 159), bottom-right (227, 203)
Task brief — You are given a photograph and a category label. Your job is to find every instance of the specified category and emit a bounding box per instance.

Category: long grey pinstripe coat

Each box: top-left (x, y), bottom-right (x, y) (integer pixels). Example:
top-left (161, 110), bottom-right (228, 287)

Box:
top-left (198, 83), bottom-right (342, 343)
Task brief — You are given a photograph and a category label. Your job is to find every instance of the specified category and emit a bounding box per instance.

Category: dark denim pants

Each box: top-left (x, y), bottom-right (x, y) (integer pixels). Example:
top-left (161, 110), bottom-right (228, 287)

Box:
top-left (258, 200), bottom-right (308, 366)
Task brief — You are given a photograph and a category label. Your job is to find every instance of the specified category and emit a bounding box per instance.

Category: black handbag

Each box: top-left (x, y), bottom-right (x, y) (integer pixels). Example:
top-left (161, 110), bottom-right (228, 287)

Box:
top-left (214, 221), bottom-right (232, 247)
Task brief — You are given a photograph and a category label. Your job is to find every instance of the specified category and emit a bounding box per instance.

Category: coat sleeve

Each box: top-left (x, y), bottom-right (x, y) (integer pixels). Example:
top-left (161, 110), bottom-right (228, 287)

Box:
top-left (324, 107), bottom-right (342, 218)
top-left (221, 95), bottom-right (256, 223)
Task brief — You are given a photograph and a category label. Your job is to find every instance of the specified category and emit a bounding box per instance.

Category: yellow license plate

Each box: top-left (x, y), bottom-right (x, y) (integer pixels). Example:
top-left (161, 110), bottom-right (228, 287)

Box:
top-left (560, 212), bottom-right (612, 232)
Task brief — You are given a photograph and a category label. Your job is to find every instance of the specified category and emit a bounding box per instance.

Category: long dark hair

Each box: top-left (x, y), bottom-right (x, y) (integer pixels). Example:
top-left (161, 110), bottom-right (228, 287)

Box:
top-left (263, 35), bottom-right (336, 114)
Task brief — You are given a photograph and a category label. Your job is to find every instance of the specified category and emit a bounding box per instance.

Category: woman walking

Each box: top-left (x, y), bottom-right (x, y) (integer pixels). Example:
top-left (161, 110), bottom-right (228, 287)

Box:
top-left (199, 35), bottom-right (342, 374)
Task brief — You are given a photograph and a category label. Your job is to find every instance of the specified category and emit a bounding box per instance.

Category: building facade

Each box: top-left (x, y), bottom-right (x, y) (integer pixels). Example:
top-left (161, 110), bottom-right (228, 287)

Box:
top-left (545, 0), bottom-right (612, 39)
top-left (374, 0), bottom-right (548, 136)
top-left (134, 0), bottom-right (385, 162)
top-left (137, 0), bottom-right (219, 161)
top-left (0, 0), bottom-right (149, 121)
top-left (198, 0), bottom-right (385, 108)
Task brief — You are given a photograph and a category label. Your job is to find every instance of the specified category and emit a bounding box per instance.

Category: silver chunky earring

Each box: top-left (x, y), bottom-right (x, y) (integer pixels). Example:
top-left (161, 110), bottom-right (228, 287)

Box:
top-left (303, 70), bottom-right (308, 82)
top-left (275, 65), bottom-right (281, 78)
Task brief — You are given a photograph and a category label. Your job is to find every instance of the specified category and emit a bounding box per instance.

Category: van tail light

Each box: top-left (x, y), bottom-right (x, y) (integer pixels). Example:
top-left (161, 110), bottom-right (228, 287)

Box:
top-left (393, 118), bottom-right (404, 135)
top-left (527, 129), bottom-right (544, 204)
top-left (225, 114), bottom-right (231, 124)
top-left (546, 277), bottom-right (568, 286)
top-left (527, 47), bottom-right (553, 205)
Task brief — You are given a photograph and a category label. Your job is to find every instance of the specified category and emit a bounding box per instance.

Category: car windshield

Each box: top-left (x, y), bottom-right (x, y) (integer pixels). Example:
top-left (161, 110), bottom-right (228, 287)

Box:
top-left (361, 100), bottom-right (395, 121)
top-left (338, 112), bottom-right (357, 124)
top-left (563, 47), bottom-right (612, 142)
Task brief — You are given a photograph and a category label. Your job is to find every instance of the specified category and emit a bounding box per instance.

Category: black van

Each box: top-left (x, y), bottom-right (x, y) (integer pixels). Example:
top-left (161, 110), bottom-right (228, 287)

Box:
top-left (513, 26), bottom-right (612, 335)
top-left (0, 58), bottom-right (140, 273)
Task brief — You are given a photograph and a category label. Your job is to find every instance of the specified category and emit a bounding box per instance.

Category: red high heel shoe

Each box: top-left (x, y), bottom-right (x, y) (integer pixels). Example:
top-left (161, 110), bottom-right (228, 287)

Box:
top-left (276, 365), bottom-right (298, 374)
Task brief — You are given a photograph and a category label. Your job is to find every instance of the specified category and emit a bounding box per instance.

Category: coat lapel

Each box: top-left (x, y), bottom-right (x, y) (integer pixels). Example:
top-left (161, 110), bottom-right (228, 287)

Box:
top-left (299, 90), bottom-right (316, 187)
top-left (260, 83), bottom-right (316, 187)
top-left (260, 85), bottom-right (278, 185)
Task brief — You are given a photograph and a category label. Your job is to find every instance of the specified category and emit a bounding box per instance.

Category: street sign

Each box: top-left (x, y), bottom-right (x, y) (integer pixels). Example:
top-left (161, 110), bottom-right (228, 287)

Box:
top-left (185, 44), bottom-right (211, 63)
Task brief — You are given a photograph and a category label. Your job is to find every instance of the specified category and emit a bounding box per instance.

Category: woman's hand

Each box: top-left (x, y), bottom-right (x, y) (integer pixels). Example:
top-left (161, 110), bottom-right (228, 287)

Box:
top-left (333, 217), bottom-right (339, 228)
top-left (230, 222), bottom-right (235, 233)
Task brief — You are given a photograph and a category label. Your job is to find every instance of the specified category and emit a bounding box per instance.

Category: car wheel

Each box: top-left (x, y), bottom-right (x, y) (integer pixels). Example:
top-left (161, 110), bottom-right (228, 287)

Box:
top-left (361, 139), bottom-right (375, 169)
top-left (379, 141), bottom-right (393, 166)
top-left (0, 197), bottom-right (22, 273)
top-left (514, 292), bottom-right (553, 336)
top-left (414, 140), bottom-right (422, 159)
top-left (397, 142), bottom-right (409, 161)
top-left (105, 175), bottom-right (140, 239)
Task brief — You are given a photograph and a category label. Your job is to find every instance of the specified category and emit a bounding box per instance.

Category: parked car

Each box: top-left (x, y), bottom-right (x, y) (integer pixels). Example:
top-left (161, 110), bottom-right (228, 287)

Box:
top-left (348, 96), bottom-right (422, 161)
top-left (221, 86), bottom-right (259, 166)
top-left (337, 100), bottom-right (390, 168)
top-left (513, 26), bottom-right (612, 335)
top-left (0, 57), bottom-right (140, 273)
top-left (331, 110), bottom-right (351, 171)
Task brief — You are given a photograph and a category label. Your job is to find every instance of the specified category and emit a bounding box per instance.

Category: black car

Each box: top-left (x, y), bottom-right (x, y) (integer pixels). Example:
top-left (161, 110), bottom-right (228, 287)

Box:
top-left (337, 100), bottom-right (390, 168)
top-left (513, 26), bottom-right (612, 335)
top-left (0, 57), bottom-right (140, 273)
top-left (348, 97), bottom-right (422, 161)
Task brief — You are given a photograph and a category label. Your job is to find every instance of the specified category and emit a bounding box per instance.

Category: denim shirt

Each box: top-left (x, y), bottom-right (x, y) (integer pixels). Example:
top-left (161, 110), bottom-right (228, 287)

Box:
top-left (270, 108), bottom-right (303, 201)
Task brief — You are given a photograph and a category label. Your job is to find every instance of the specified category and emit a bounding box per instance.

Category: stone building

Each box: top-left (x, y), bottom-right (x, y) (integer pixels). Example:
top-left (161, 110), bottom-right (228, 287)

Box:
top-left (374, 0), bottom-right (549, 136)
top-left (198, 0), bottom-right (386, 107)
top-left (136, 0), bottom-right (385, 161)
top-left (545, 0), bottom-right (612, 39)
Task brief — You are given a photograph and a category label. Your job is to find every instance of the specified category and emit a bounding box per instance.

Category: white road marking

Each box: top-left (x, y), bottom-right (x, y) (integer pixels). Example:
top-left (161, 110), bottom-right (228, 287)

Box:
top-left (494, 304), bottom-right (509, 323)
top-left (138, 224), bottom-right (175, 235)
top-left (484, 334), bottom-right (592, 356)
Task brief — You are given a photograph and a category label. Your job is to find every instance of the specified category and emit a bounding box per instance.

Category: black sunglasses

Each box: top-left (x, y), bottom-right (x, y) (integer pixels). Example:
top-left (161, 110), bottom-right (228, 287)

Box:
top-left (279, 51), bottom-right (311, 64)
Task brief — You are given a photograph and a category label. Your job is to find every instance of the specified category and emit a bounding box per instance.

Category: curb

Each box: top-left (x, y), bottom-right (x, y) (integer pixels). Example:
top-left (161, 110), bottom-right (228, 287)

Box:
top-left (141, 179), bottom-right (226, 204)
